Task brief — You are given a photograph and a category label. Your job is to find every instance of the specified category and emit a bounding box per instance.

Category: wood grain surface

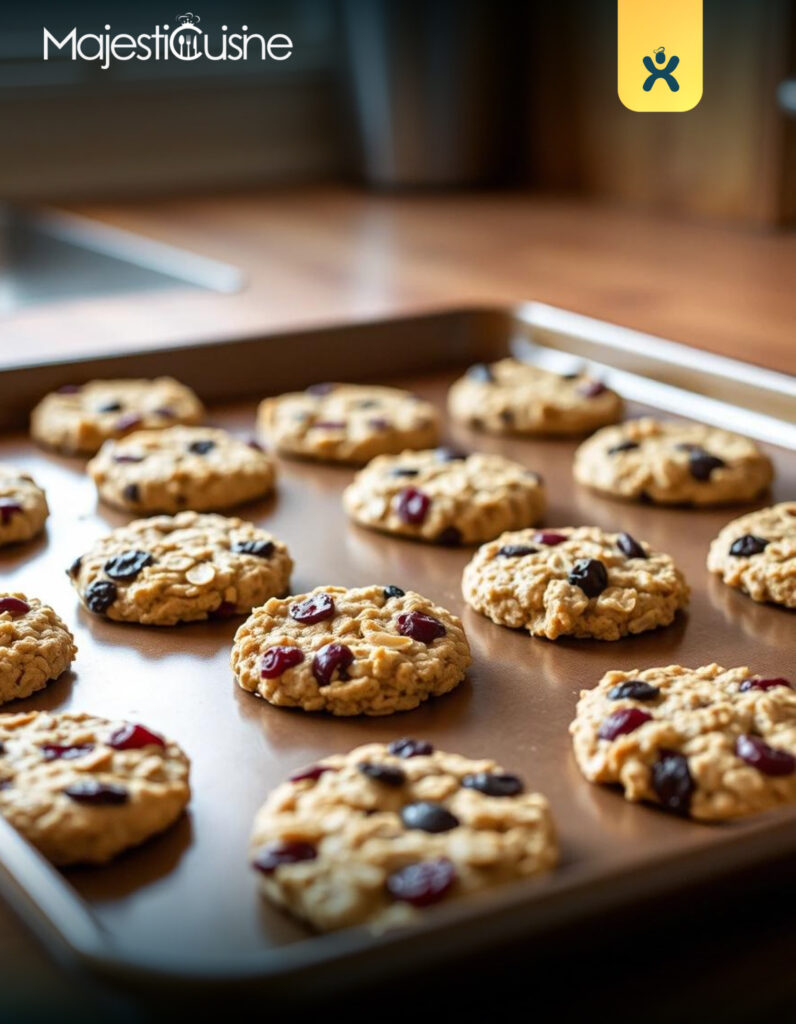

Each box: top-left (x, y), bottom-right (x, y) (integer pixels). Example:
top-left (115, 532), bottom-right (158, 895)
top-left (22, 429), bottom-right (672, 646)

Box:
top-left (4, 188), bottom-right (796, 376)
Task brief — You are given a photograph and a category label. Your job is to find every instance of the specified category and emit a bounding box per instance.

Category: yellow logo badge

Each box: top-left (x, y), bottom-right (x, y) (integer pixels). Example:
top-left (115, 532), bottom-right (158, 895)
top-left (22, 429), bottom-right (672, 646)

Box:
top-left (618, 0), bottom-right (703, 112)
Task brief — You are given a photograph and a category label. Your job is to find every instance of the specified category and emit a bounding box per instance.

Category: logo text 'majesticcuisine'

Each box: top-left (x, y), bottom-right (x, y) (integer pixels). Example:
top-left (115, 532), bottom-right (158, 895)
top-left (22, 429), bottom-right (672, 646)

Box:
top-left (42, 12), bottom-right (293, 71)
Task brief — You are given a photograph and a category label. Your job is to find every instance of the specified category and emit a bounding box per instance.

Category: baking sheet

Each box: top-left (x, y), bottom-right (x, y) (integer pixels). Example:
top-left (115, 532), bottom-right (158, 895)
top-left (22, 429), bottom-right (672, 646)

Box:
top-left (0, 308), bottom-right (793, 986)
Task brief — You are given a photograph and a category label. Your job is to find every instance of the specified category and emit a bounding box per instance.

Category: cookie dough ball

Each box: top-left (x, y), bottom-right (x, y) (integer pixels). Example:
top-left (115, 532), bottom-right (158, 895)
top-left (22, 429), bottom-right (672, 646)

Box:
top-left (570, 664), bottom-right (796, 821)
top-left (31, 377), bottom-right (204, 456)
top-left (707, 503), bottom-right (795, 609)
top-left (0, 594), bottom-right (76, 705)
top-left (448, 359), bottom-right (623, 436)
top-left (88, 426), bottom-right (276, 514)
top-left (232, 584), bottom-right (470, 716)
top-left (462, 526), bottom-right (689, 640)
top-left (0, 711), bottom-right (189, 864)
top-left (574, 418), bottom-right (773, 506)
top-left (0, 465), bottom-right (48, 547)
top-left (343, 448), bottom-right (545, 545)
top-left (258, 383), bottom-right (440, 464)
top-left (69, 511), bottom-right (292, 626)
top-left (250, 739), bottom-right (557, 930)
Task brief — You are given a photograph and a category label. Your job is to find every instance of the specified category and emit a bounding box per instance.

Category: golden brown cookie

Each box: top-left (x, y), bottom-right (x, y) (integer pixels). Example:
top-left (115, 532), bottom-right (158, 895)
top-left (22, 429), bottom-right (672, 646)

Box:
top-left (462, 526), bottom-right (689, 640)
top-left (0, 594), bottom-right (76, 705)
top-left (570, 664), bottom-right (796, 821)
top-left (707, 503), bottom-right (795, 608)
top-left (258, 383), bottom-right (440, 464)
top-left (0, 710), bottom-right (190, 864)
top-left (574, 418), bottom-right (773, 505)
top-left (88, 426), bottom-right (276, 514)
top-left (250, 739), bottom-right (557, 930)
top-left (31, 377), bottom-right (204, 456)
top-left (0, 465), bottom-right (48, 547)
top-left (448, 359), bottom-right (622, 436)
top-left (232, 584), bottom-right (470, 715)
top-left (69, 511), bottom-right (292, 626)
top-left (343, 448), bottom-right (545, 545)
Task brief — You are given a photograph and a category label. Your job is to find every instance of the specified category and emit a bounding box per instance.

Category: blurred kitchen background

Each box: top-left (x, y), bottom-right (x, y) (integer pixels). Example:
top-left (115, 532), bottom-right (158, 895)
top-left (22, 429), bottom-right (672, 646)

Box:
top-left (0, 0), bottom-right (794, 369)
top-left (2, 0), bottom-right (794, 219)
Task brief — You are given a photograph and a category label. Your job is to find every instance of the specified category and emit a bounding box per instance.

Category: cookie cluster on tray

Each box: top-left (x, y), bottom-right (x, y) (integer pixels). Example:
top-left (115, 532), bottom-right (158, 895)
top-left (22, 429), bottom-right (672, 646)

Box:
top-left (0, 362), bottom-right (791, 934)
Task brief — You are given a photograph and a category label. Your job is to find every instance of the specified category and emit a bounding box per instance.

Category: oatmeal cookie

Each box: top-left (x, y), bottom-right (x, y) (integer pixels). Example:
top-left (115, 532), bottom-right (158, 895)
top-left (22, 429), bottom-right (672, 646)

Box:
top-left (447, 359), bottom-right (623, 436)
top-left (232, 585), bottom-right (470, 716)
top-left (257, 383), bottom-right (439, 464)
top-left (31, 377), bottom-right (204, 456)
top-left (462, 526), bottom-right (689, 640)
top-left (574, 418), bottom-right (773, 505)
top-left (0, 710), bottom-right (189, 864)
top-left (343, 448), bottom-right (545, 545)
top-left (570, 664), bottom-right (796, 821)
top-left (0, 465), bottom-right (48, 546)
top-left (69, 511), bottom-right (292, 626)
top-left (88, 426), bottom-right (276, 514)
top-left (0, 595), bottom-right (76, 705)
top-left (250, 739), bottom-right (557, 930)
top-left (707, 503), bottom-right (795, 609)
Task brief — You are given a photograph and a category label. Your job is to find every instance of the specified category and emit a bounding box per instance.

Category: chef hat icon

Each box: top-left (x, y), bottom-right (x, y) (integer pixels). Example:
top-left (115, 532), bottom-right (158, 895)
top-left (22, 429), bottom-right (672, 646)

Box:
top-left (177, 12), bottom-right (200, 26)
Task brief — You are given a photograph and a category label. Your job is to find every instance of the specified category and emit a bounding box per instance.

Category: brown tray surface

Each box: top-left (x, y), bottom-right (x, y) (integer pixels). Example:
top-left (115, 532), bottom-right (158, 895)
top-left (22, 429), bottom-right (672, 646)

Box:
top-left (0, 361), bottom-right (794, 980)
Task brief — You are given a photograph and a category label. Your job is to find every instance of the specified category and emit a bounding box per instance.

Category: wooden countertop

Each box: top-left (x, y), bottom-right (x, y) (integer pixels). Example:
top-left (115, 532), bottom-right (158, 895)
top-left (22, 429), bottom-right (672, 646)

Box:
top-left (5, 187), bottom-right (796, 375)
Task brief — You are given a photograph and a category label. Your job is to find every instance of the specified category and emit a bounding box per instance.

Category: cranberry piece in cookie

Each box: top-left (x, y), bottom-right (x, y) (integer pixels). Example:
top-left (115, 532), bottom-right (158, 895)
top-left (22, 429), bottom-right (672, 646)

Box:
top-left (534, 531), bottom-right (568, 546)
top-left (0, 500), bottom-right (22, 525)
top-left (289, 764), bottom-right (334, 783)
top-left (261, 646), bottom-right (305, 678)
top-left (736, 735), bottom-right (795, 776)
top-left (387, 858), bottom-right (457, 907)
top-left (739, 676), bottom-right (792, 693)
top-left (290, 593), bottom-right (335, 625)
top-left (312, 643), bottom-right (353, 686)
top-left (397, 611), bottom-right (446, 644)
top-left (598, 708), bottom-right (652, 740)
top-left (253, 840), bottom-right (317, 874)
top-left (0, 597), bottom-right (30, 618)
top-left (108, 723), bottom-right (165, 751)
top-left (395, 487), bottom-right (431, 525)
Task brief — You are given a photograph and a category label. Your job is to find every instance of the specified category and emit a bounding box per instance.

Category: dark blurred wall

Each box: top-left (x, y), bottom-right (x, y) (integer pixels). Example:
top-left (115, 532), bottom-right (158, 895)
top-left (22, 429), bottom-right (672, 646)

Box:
top-left (0, 0), bottom-right (792, 225)
top-left (523, 0), bottom-right (796, 224)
